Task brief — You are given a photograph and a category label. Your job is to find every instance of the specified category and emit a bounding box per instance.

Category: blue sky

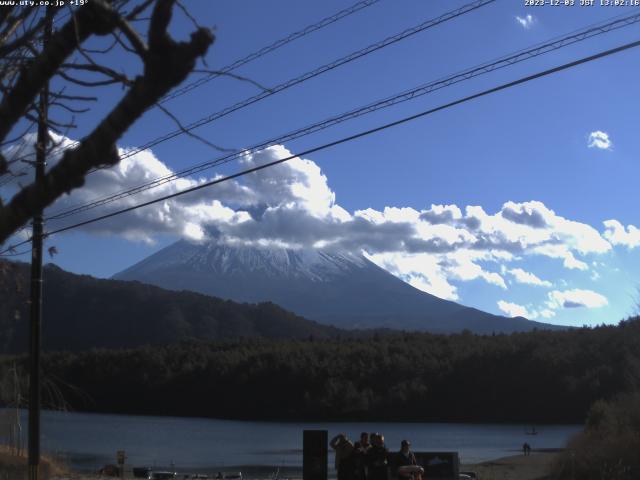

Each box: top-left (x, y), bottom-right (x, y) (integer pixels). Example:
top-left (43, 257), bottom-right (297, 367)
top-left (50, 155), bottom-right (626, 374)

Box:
top-left (2, 0), bottom-right (640, 327)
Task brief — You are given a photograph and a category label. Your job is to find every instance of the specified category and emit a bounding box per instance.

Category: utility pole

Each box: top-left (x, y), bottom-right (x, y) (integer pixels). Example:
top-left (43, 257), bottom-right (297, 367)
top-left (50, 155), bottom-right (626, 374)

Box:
top-left (28, 9), bottom-right (51, 480)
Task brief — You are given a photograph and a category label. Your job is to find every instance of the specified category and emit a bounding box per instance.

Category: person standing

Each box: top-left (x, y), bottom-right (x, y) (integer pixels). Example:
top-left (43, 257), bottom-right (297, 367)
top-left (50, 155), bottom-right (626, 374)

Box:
top-left (330, 433), bottom-right (356, 480)
top-left (396, 440), bottom-right (416, 468)
top-left (353, 432), bottom-right (371, 480)
top-left (395, 440), bottom-right (422, 480)
top-left (366, 433), bottom-right (389, 480)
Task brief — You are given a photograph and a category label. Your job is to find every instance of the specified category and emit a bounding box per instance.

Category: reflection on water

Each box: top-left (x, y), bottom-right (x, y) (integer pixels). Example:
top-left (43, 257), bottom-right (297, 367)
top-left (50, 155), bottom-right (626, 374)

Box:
top-left (4, 410), bottom-right (581, 472)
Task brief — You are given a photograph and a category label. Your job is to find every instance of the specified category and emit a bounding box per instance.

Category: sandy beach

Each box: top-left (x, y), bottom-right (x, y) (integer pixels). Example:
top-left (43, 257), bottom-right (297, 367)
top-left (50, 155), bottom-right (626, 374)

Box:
top-left (461, 451), bottom-right (557, 480)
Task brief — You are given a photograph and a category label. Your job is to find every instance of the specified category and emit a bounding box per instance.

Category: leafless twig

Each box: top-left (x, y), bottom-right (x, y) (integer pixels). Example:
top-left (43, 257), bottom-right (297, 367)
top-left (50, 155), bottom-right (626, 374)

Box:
top-left (192, 69), bottom-right (273, 92)
top-left (155, 102), bottom-right (235, 153)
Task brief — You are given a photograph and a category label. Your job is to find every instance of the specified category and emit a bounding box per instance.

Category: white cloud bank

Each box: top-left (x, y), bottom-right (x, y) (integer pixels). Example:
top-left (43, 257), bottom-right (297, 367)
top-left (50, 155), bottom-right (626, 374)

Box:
top-left (603, 220), bottom-right (640, 249)
top-left (498, 287), bottom-right (608, 321)
top-left (587, 131), bottom-right (612, 150)
top-left (515, 14), bottom-right (535, 29)
top-left (2, 137), bottom-right (634, 304)
top-left (546, 289), bottom-right (609, 309)
top-left (505, 267), bottom-right (552, 287)
top-left (497, 300), bottom-right (530, 318)
top-left (497, 300), bottom-right (555, 320)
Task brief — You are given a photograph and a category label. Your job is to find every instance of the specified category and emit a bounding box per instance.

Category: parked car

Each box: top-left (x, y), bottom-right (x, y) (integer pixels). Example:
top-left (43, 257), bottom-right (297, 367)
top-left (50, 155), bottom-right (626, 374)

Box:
top-left (459, 472), bottom-right (478, 480)
top-left (151, 471), bottom-right (177, 480)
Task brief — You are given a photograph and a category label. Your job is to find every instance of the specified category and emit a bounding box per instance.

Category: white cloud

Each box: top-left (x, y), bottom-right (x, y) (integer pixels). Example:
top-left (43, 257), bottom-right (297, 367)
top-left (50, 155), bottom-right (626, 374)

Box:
top-left (531, 244), bottom-right (589, 271)
top-left (498, 201), bottom-right (611, 255)
top-left (447, 253), bottom-right (507, 289)
top-left (515, 14), bottom-right (535, 29)
top-left (497, 300), bottom-right (529, 318)
top-left (497, 300), bottom-right (556, 320)
top-left (365, 251), bottom-right (458, 300)
top-left (539, 309), bottom-right (556, 318)
top-left (2, 133), bottom-right (255, 244)
top-left (587, 131), bottom-right (612, 150)
top-left (2, 135), bottom-right (626, 303)
top-left (546, 289), bottom-right (608, 309)
top-left (507, 268), bottom-right (552, 287)
top-left (603, 219), bottom-right (640, 249)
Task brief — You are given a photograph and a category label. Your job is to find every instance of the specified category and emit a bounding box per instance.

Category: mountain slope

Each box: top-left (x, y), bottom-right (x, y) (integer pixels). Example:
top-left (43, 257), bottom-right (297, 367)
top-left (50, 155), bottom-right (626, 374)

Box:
top-left (0, 260), bottom-right (342, 354)
top-left (114, 240), bottom-right (563, 333)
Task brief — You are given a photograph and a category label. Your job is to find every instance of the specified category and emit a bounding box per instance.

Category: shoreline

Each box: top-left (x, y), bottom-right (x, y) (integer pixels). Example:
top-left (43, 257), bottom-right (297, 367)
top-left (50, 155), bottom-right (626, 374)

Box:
top-left (49, 452), bottom-right (558, 480)
top-left (2, 447), bottom-right (560, 480)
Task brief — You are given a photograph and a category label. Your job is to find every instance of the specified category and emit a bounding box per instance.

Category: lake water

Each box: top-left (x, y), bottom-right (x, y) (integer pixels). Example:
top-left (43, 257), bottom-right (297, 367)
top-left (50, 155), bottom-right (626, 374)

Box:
top-left (2, 410), bottom-right (581, 472)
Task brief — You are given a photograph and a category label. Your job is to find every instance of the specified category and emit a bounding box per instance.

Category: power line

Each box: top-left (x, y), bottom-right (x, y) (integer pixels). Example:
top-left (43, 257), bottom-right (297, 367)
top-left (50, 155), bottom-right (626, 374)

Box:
top-left (0, 137), bottom-right (34, 188)
top-left (0, 8), bottom-right (75, 185)
top-left (8, 36), bottom-right (635, 250)
top-left (0, 0), bottom-right (381, 182)
top-left (160, 0), bottom-right (382, 104)
top-left (0, 247), bottom-right (31, 257)
top-left (44, 9), bottom-right (640, 222)
top-left (17, 0), bottom-right (495, 173)
top-left (116, 0), bottom-right (496, 160)
top-left (0, 225), bottom-right (37, 256)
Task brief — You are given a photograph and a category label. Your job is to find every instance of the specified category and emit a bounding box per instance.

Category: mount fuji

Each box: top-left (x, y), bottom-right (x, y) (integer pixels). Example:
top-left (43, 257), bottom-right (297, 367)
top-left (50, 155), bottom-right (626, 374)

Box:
top-left (114, 240), bottom-right (562, 333)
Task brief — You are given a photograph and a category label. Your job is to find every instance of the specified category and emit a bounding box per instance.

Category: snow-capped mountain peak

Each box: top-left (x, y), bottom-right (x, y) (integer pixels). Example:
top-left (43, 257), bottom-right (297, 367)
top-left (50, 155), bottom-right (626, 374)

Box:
top-left (121, 240), bottom-right (368, 282)
top-left (114, 239), bottom-right (562, 334)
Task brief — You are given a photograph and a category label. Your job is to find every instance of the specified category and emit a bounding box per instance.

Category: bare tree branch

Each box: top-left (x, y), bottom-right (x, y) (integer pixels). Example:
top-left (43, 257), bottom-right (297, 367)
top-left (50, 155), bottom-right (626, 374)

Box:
top-left (155, 102), bottom-right (234, 153)
top-left (50, 101), bottom-right (90, 114)
top-left (0, 9), bottom-right (32, 46)
top-left (0, 10), bottom-right (48, 58)
top-left (0, 0), bottom-right (121, 147)
top-left (82, 33), bottom-right (120, 54)
top-left (124, 0), bottom-right (156, 21)
top-left (176, 0), bottom-right (201, 30)
top-left (115, 16), bottom-right (148, 57)
top-left (0, 0), bottom-right (214, 243)
top-left (0, 119), bottom-right (37, 148)
top-left (58, 70), bottom-right (127, 87)
top-left (192, 68), bottom-right (273, 93)
top-left (45, 116), bottom-right (77, 131)
top-left (50, 92), bottom-right (98, 102)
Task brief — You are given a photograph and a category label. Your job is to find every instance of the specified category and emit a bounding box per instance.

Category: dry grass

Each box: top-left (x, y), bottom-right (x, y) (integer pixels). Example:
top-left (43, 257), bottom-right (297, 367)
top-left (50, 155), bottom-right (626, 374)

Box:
top-left (549, 392), bottom-right (640, 480)
top-left (0, 444), bottom-right (69, 479)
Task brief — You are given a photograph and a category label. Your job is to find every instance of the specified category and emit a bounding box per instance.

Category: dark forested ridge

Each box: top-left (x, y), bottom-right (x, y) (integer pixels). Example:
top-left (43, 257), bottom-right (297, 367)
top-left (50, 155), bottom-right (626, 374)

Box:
top-left (0, 260), bottom-right (343, 353)
top-left (2, 319), bottom-right (638, 423)
top-left (2, 259), bottom-right (638, 424)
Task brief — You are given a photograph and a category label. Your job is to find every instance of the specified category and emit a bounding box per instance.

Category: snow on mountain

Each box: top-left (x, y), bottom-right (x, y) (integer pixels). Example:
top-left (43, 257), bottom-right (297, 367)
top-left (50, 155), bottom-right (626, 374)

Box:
top-left (114, 240), bottom-right (564, 334)
top-left (119, 240), bottom-right (367, 281)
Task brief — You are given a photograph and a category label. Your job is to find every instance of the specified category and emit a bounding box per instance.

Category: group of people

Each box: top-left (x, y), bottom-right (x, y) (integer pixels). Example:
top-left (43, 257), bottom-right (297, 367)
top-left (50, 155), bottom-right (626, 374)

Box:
top-left (329, 432), bottom-right (423, 480)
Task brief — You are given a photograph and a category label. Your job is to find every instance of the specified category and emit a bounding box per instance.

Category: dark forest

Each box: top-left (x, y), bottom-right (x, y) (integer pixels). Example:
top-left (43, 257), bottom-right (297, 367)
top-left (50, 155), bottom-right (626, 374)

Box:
top-left (2, 319), bottom-right (639, 424)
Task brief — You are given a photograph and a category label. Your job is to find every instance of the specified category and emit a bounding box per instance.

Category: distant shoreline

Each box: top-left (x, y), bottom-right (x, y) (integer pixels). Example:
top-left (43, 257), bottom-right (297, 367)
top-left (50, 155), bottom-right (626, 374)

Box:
top-left (2, 410), bottom-right (576, 478)
top-left (0, 450), bottom-right (559, 480)
top-left (45, 451), bottom-right (561, 480)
